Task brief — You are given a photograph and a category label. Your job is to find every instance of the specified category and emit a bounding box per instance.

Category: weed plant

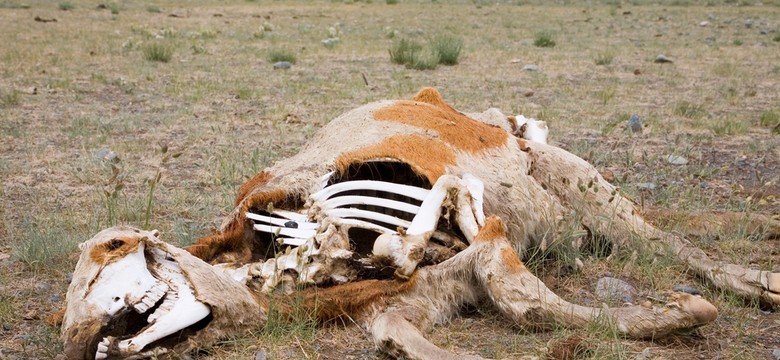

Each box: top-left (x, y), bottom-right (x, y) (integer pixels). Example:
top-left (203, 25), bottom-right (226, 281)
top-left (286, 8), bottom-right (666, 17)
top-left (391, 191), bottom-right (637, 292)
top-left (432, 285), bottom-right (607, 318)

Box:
top-left (143, 43), bottom-right (173, 62)
top-left (267, 48), bottom-right (297, 64)
top-left (533, 31), bottom-right (556, 47)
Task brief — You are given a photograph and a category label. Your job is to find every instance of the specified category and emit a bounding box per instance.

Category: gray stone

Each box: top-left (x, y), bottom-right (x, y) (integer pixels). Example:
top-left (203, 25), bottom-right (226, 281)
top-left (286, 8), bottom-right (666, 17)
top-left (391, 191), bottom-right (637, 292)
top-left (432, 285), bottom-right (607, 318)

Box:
top-left (95, 147), bottom-right (120, 163)
top-left (744, 19), bottom-right (753, 28)
top-left (321, 37), bottom-right (339, 48)
top-left (627, 114), bottom-right (643, 133)
top-left (699, 21), bottom-right (709, 27)
top-left (522, 64), bottom-right (539, 72)
top-left (595, 276), bottom-right (636, 304)
top-left (673, 285), bottom-right (701, 295)
top-left (772, 349), bottom-right (780, 360)
top-left (35, 282), bottom-right (51, 292)
top-left (255, 350), bottom-right (269, 360)
top-left (635, 348), bottom-right (652, 360)
top-left (273, 61), bottom-right (291, 70)
top-left (654, 54), bottom-right (673, 63)
top-left (666, 155), bottom-right (688, 165)
top-left (636, 182), bottom-right (656, 191)
top-left (49, 293), bottom-right (62, 303)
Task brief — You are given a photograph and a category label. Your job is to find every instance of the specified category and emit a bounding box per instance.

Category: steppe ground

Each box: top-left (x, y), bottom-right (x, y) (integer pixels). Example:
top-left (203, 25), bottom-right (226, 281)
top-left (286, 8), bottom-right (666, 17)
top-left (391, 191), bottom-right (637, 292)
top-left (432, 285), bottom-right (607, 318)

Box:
top-left (1, 0), bottom-right (779, 359)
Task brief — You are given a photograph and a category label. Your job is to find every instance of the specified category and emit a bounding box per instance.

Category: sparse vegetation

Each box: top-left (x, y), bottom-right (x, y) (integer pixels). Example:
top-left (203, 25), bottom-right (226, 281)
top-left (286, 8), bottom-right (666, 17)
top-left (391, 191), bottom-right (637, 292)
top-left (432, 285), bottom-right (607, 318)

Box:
top-left (142, 42), bottom-right (173, 62)
top-left (58, 1), bottom-right (74, 10)
top-left (533, 30), bottom-right (556, 47)
top-left (389, 35), bottom-right (464, 69)
top-left (594, 51), bottom-right (614, 65)
top-left (1, 89), bottom-right (19, 107)
top-left (389, 38), bottom-right (423, 65)
top-left (267, 47), bottom-right (297, 64)
top-left (431, 35), bottom-right (463, 65)
top-left (146, 5), bottom-right (161, 13)
top-left (673, 101), bottom-right (707, 119)
top-left (759, 110), bottom-right (778, 127)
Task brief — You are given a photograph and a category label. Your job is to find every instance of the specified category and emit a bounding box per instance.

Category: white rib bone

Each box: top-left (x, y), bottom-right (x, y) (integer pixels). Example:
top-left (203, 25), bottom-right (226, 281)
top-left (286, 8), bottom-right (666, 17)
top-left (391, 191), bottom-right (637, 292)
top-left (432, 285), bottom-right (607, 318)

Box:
top-left (321, 195), bottom-right (421, 214)
top-left (278, 237), bottom-right (310, 247)
top-left (246, 212), bottom-right (319, 230)
top-left (328, 218), bottom-right (396, 234)
top-left (271, 209), bottom-right (309, 222)
top-left (253, 224), bottom-right (317, 239)
top-left (310, 180), bottom-right (430, 202)
top-left (116, 248), bottom-right (210, 354)
top-left (327, 208), bottom-right (412, 229)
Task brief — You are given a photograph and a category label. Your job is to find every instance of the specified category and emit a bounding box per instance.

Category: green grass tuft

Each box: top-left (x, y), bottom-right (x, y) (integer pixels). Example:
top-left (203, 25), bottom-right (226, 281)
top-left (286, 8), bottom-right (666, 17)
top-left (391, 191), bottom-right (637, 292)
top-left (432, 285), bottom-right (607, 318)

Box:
top-left (673, 101), bottom-right (707, 119)
top-left (759, 110), bottom-right (778, 127)
top-left (58, 1), bottom-right (74, 10)
top-left (1, 89), bottom-right (19, 107)
top-left (267, 48), bottom-right (297, 64)
top-left (142, 42), bottom-right (174, 62)
top-left (431, 35), bottom-right (463, 65)
top-left (533, 31), bottom-right (556, 47)
top-left (594, 52), bottom-right (614, 65)
top-left (146, 5), bottom-right (161, 13)
top-left (389, 38), bottom-right (423, 65)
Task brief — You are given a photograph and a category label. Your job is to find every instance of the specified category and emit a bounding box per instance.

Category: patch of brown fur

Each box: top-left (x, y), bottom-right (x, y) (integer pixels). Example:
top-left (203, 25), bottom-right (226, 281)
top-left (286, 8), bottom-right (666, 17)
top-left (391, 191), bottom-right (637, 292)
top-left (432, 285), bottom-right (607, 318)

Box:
top-left (335, 134), bottom-right (456, 184)
top-left (46, 307), bottom-right (65, 326)
top-left (516, 138), bottom-right (530, 152)
top-left (474, 216), bottom-right (508, 243)
top-left (186, 189), bottom-right (290, 262)
top-left (88, 236), bottom-right (142, 265)
top-left (373, 93), bottom-right (508, 154)
top-left (235, 171), bottom-right (273, 207)
top-left (273, 278), bottom-right (416, 323)
top-left (474, 217), bottom-right (526, 273)
top-left (411, 87), bottom-right (458, 113)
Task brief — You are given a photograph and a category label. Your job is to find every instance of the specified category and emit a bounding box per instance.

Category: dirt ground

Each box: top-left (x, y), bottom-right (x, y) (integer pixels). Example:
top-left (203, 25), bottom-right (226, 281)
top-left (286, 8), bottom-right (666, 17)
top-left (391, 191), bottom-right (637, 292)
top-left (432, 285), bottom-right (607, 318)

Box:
top-left (1, 0), bottom-right (779, 359)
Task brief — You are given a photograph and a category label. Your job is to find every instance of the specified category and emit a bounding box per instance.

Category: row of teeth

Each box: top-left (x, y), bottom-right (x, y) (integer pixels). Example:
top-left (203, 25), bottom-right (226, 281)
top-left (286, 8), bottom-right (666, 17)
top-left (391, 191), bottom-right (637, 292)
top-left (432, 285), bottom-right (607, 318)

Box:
top-left (147, 291), bottom-right (178, 323)
top-left (133, 281), bottom-right (168, 314)
top-left (95, 337), bottom-right (110, 359)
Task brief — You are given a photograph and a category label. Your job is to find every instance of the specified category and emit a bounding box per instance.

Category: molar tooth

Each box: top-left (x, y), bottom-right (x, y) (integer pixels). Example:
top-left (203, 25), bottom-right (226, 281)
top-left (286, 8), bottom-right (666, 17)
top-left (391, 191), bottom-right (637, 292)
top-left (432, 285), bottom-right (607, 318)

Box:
top-left (134, 302), bottom-right (149, 313)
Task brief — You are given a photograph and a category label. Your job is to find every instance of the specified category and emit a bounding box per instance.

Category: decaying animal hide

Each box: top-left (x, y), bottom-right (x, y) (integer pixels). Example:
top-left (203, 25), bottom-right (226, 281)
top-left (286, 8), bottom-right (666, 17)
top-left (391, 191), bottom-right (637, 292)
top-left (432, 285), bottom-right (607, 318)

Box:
top-left (60, 88), bottom-right (778, 359)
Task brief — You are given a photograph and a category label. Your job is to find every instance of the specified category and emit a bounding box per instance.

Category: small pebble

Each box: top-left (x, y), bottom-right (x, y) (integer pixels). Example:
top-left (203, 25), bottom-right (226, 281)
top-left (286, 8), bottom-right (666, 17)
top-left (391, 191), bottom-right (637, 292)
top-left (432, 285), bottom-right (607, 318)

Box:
top-left (522, 64), bottom-right (539, 72)
top-left (673, 285), bottom-right (701, 295)
top-left (654, 54), bottom-right (674, 63)
top-left (284, 220), bottom-right (298, 229)
top-left (772, 349), bottom-right (780, 360)
top-left (255, 350), bottom-right (268, 360)
top-left (627, 114), bottom-right (643, 133)
top-left (95, 148), bottom-right (120, 163)
top-left (666, 155), bottom-right (688, 165)
top-left (321, 37), bottom-right (339, 47)
top-left (273, 61), bottom-right (291, 70)
top-left (699, 21), bottom-right (709, 27)
top-left (35, 282), bottom-right (51, 292)
top-left (744, 19), bottom-right (753, 28)
top-left (636, 182), bottom-right (656, 190)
